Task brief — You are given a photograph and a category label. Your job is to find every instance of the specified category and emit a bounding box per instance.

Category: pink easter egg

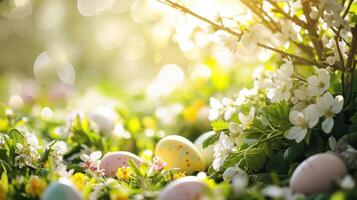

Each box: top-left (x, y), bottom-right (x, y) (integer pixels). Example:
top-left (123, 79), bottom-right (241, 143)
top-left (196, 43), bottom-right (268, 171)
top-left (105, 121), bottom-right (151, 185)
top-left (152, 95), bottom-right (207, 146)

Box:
top-left (159, 176), bottom-right (207, 200)
top-left (290, 153), bottom-right (347, 195)
top-left (99, 151), bottom-right (142, 177)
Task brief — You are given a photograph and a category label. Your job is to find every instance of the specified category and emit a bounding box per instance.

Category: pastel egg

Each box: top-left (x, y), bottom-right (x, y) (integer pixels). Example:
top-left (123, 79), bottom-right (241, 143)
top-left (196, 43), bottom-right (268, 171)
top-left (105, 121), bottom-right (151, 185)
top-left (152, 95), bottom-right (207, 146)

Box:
top-left (90, 106), bottom-right (118, 134)
top-left (155, 135), bottom-right (205, 174)
top-left (159, 176), bottom-right (207, 200)
top-left (41, 179), bottom-right (82, 200)
top-left (99, 151), bottom-right (142, 177)
top-left (290, 153), bottom-right (347, 195)
top-left (194, 131), bottom-right (215, 167)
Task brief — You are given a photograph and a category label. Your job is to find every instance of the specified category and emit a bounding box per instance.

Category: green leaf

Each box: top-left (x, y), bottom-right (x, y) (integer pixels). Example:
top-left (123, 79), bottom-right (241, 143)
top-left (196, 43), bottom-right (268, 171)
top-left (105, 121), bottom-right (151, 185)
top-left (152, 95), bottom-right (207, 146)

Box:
top-left (351, 112), bottom-right (357, 125)
top-left (262, 102), bottom-right (291, 130)
top-left (8, 129), bottom-right (24, 144)
top-left (265, 152), bottom-right (288, 174)
top-left (210, 120), bottom-right (229, 131)
top-left (128, 159), bottom-right (142, 177)
top-left (202, 133), bottom-right (219, 148)
top-left (244, 147), bottom-right (266, 172)
top-left (305, 133), bottom-right (325, 157)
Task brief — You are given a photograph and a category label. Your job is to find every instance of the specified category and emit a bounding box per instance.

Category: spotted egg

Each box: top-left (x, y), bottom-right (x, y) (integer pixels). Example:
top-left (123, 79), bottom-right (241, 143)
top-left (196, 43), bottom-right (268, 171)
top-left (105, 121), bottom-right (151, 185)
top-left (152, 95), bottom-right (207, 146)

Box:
top-left (99, 151), bottom-right (142, 177)
top-left (159, 176), bottom-right (207, 200)
top-left (290, 153), bottom-right (347, 195)
top-left (41, 179), bottom-right (82, 200)
top-left (155, 135), bottom-right (205, 174)
top-left (194, 131), bottom-right (215, 167)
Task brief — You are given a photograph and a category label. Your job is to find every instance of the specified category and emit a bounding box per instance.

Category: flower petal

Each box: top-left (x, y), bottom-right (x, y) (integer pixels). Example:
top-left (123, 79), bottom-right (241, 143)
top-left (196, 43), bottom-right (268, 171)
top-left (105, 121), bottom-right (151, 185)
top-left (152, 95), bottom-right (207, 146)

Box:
top-left (322, 117), bottom-right (334, 134)
top-left (90, 151), bottom-right (102, 161)
top-left (210, 97), bottom-right (223, 109)
top-left (295, 128), bottom-right (307, 143)
top-left (285, 126), bottom-right (302, 140)
top-left (331, 95), bottom-right (344, 113)
top-left (289, 111), bottom-right (304, 125)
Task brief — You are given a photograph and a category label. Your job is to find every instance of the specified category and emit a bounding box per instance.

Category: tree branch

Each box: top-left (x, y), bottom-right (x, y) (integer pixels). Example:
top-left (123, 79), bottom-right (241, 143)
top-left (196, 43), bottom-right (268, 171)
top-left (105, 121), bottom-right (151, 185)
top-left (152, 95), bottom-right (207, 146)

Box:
top-left (266, 0), bottom-right (307, 28)
top-left (159, 0), bottom-right (322, 67)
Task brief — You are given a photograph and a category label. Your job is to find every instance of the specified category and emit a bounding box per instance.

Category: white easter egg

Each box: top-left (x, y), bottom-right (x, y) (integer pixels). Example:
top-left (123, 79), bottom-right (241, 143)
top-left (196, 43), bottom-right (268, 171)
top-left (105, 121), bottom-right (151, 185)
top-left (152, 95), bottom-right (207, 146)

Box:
top-left (290, 153), bottom-right (347, 195)
top-left (41, 179), bottom-right (82, 200)
top-left (159, 176), bottom-right (207, 200)
top-left (90, 106), bottom-right (118, 134)
top-left (155, 135), bottom-right (205, 175)
top-left (99, 151), bottom-right (142, 177)
top-left (194, 131), bottom-right (215, 167)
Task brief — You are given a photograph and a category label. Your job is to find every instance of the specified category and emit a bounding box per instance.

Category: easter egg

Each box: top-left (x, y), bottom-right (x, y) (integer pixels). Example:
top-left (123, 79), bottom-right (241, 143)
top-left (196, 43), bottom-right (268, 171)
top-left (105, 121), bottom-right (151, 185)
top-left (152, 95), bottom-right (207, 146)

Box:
top-left (290, 153), bottom-right (347, 195)
top-left (155, 135), bottom-right (205, 174)
top-left (159, 176), bottom-right (207, 200)
top-left (41, 179), bottom-right (82, 200)
top-left (99, 151), bottom-right (142, 177)
top-left (90, 106), bottom-right (118, 134)
top-left (194, 131), bottom-right (215, 167)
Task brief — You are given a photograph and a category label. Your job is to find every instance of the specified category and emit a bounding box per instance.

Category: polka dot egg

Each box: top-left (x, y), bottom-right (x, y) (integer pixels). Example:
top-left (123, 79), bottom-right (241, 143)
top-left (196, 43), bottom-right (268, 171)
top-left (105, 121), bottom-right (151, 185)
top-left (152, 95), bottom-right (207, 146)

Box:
top-left (155, 135), bottom-right (205, 175)
top-left (99, 151), bottom-right (142, 177)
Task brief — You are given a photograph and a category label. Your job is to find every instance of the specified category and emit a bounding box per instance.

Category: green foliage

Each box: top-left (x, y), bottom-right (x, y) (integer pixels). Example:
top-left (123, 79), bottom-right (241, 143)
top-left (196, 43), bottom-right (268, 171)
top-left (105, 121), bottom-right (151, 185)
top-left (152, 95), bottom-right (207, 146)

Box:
top-left (202, 132), bottom-right (219, 148)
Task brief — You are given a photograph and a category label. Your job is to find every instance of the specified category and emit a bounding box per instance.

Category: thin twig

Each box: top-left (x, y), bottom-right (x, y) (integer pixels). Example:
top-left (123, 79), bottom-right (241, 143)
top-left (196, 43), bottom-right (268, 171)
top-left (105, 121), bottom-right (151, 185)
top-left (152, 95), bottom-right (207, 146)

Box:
top-left (335, 28), bottom-right (346, 98)
top-left (266, 0), bottom-right (307, 28)
top-left (159, 0), bottom-right (322, 67)
top-left (301, 0), bottom-right (324, 59)
top-left (342, 0), bottom-right (354, 19)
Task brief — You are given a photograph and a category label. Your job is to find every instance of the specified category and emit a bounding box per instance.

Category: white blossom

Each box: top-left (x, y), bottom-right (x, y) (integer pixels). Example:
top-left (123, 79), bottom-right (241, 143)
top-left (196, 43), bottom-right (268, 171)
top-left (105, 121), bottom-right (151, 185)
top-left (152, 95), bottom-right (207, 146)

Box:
top-left (213, 132), bottom-right (235, 171)
top-left (285, 104), bottom-right (320, 143)
top-left (262, 185), bottom-right (303, 200)
top-left (15, 131), bottom-right (41, 168)
top-left (209, 97), bottom-right (237, 121)
top-left (267, 79), bottom-right (292, 103)
top-left (241, 24), bottom-right (270, 52)
top-left (316, 92), bottom-right (343, 133)
top-left (339, 175), bottom-right (355, 190)
top-left (326, 39), bottom-right (347, 65)
top-left (307, 69), bottom-right (330, 96)
top-left (238, 107), bottom-right (255, 129)
top-left (267, 59), bottom-right (294, 102)
top-left (280, 19), bottom-right (300, 42)
top-left (223, 166), bottom-right (247, 182)
top-left (232, 174), bottom-right (248, 195)
top-left (214, 30), bottom-right (238, 53)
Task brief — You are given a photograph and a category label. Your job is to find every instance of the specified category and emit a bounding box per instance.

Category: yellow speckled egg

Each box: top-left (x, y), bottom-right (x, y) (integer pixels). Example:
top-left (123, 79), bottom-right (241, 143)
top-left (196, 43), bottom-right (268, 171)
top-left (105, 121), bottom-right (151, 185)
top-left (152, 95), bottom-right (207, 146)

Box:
top-left (155, 135), bottom-right (205, 174)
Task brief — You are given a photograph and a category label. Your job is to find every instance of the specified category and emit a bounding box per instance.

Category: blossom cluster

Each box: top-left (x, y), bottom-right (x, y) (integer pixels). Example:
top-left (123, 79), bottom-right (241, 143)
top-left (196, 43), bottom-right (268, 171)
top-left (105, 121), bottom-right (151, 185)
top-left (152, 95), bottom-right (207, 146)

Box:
top-left (209, 59), bottom-right (344, 171)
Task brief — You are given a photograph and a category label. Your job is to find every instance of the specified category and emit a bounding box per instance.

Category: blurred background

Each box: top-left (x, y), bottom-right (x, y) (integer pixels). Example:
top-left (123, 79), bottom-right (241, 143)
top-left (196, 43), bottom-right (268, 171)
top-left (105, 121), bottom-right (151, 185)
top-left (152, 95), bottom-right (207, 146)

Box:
top-left (0, 0), bottom-right (274, 146)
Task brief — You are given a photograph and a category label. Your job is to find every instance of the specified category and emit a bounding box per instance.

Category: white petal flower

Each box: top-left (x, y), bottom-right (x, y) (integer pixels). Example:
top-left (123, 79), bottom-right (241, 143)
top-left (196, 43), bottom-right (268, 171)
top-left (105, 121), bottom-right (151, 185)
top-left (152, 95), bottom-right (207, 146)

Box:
top-left (213, 132), bottom-right (235, 171)
top-left (214, 30), bottom-right (238, 53)
top-left (339, 175), bottom-right (355, 190)
top-left (238, 107), bottom-right (255, 129)
top-left (285, 104), bottom-right (320, 143)
top-left (210, 97), bottom-right (224, 109)
top-left (241, 24), bottom-right (270, 52)
top-left (316, 92), bottom-right (344, 133)
top-left (307, 69), bottom-right (330, 96)
top-left (280, 20), bottom-right (300, 41)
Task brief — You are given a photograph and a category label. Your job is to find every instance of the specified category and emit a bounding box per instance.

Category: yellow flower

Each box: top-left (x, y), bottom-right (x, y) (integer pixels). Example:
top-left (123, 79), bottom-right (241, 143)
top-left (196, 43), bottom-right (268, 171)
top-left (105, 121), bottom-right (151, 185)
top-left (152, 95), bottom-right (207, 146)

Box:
top-left (25, 176), bottom-right (47, 197)
top-left (110, 189), bottom-right (128, 200)
top-left (172, 172), bottom-right (186, 180)
top-left (70, 173), bottom-right (89, 191)
top-left (183, 100), bottom-right (204, 123)
top-left (116, 167), bottom-right (132, 181)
